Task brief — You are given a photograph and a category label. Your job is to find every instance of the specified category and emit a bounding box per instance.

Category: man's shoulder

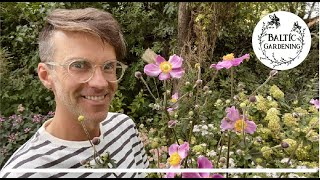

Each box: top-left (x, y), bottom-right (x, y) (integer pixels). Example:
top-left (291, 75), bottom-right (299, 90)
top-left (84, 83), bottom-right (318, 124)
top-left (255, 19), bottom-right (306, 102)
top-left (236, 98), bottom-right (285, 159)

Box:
top-left (102, 112), bottom-right (136, 127)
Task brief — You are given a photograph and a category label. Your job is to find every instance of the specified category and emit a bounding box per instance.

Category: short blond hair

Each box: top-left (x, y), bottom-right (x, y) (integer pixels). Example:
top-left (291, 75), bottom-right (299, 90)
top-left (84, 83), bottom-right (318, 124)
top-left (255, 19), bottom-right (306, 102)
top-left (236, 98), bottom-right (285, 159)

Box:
top-left (39, 8), bottom-right (126, 62)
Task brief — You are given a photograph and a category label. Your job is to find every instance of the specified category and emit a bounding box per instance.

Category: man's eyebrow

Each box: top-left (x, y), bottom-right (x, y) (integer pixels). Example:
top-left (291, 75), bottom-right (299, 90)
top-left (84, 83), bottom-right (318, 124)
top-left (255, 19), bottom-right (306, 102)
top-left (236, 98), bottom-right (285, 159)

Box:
top-left (64, 57), bottom-right (91, 63)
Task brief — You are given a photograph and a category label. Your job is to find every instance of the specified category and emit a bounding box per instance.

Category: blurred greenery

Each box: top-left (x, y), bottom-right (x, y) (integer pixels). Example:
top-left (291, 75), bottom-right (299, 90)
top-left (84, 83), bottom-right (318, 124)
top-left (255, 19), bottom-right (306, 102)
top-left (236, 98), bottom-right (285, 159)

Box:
top-left (0, 2), bottom-right (318, 173)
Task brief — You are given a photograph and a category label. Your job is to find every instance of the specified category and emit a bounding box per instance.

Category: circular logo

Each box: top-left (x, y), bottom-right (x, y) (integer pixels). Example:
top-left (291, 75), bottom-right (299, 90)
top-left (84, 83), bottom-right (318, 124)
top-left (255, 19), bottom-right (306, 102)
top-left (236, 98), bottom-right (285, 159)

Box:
top-left (252, 11), bottom-right (311, 70)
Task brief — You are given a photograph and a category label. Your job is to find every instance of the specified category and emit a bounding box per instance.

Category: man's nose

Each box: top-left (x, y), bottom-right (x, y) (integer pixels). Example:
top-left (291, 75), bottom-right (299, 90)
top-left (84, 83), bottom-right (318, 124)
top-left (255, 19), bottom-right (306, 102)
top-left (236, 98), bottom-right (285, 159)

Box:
top-left (87, 66), bottom-right (109, 89)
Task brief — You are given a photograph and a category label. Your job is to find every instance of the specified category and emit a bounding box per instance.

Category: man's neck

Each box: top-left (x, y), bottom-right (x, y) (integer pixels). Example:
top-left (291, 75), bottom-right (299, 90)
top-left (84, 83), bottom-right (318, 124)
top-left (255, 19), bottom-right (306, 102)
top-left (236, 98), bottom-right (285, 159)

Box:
top-left (45, 109), bottom-right (101, 141)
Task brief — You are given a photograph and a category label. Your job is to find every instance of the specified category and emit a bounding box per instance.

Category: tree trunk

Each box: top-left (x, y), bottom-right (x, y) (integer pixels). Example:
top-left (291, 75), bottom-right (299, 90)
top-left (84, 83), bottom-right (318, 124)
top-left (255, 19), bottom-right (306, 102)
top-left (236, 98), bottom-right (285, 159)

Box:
top-left (177, 2), bottom-right (191, 56)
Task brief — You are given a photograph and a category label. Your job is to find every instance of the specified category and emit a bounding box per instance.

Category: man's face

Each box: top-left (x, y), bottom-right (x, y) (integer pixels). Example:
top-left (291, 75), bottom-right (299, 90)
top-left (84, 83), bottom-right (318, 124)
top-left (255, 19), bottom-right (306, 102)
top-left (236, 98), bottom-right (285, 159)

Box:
top-left (50, 30), bottom-right (117, 123)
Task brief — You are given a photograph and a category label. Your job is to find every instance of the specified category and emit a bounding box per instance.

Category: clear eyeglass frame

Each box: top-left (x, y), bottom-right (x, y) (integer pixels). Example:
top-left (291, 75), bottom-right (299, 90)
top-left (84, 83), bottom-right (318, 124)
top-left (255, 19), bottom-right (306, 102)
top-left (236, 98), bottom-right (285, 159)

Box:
top-left (45, 59), bottom-right (128, 83)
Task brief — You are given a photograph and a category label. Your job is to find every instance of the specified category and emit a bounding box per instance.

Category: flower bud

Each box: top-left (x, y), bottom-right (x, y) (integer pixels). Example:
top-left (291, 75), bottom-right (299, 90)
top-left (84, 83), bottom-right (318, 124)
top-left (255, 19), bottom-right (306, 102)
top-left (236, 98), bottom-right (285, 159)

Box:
top-left (195, 63), bottom-right (201, 69)
top-left (256, 136), bottom-right (262, 143)
top-left (168, 120), bottom-right (177, 128)
top-left (237, 83), bottom-right (245, 89)
top-left (249, 96), bottom-right (257, 103)
top-left (292, 112), bottom-right (299, 118)
top-left (92, 137), bottom-right (100, 145)
top-left (270, 70), bottom-right (278, 77)
top-left (80, 159), bottom-right (88, 165)
top-left (151, 141), bottom-right (159, 149)
top-left (219, 157), bottom-right (226, 164)
top-left (281, 141), bottom-right (289, 148)
top-left (188, 111), bottom-right (194, 116)
top-left (207, 90), bottom-right (212, 94)
top-left (194, 104), bottom-right (200, 110)
top-left (196, 79), bottom-right (203, 86)
top-left (225, 99), bottom-right (231, 104)
top-left (78, 115), bottom-right (85, 122)
top-left (166, 90), bottom-right (171, 95)
top-left (240, 102), bottom-right (246, 108)
top-left (134, 71), bottom-right (142, 79)
top-left (185, 81), bottom-right (191, 86)
top-left (203, 86), bottom-right (209, 91)
top-left (256, 158), bottom-right (263, 164)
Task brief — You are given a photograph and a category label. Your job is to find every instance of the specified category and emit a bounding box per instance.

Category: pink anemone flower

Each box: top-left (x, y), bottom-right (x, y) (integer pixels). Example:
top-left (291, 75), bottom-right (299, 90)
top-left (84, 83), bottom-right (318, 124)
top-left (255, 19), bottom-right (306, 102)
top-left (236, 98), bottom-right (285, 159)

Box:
top-left (167, 92), bottom-right (179, 113)
top-left (144, 54), bottom-right (184, 80)
top-left (210, 53), bottom-right (250, 70)
top-left (165, 142), bottom-right (190, 178)
top-left (220, 106), bottom-right (257, 134)
top-left (310, 98), bottom-right (319, 109)
top-left (182, 156), bottom-right (224, 178)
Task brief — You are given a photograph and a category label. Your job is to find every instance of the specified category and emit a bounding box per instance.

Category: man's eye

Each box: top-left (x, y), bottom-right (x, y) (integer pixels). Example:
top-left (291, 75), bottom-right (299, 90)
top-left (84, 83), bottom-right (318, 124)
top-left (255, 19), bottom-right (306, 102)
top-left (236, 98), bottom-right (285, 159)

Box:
top-left (70, 61), bottom-right (90, 70)
top-left (103, 62), bottom-right (115, 71)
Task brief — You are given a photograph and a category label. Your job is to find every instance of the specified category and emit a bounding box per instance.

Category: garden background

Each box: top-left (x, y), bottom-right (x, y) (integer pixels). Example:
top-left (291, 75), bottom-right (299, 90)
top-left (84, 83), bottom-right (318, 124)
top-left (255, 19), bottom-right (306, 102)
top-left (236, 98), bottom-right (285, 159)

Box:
top-left (0, 2), bottom-right (319, 178)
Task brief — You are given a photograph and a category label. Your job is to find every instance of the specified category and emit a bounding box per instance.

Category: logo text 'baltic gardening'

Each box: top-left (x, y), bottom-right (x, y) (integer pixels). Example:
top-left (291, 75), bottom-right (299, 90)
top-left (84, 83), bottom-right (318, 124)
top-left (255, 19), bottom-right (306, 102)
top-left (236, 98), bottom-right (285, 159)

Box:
top-left (252, 11), bottom-right (311, 70)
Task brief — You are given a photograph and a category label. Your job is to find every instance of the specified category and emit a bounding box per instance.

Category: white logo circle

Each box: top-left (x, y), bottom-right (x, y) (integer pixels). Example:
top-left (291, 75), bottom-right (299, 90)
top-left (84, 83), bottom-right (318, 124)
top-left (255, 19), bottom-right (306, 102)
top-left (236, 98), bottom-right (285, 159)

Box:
top-left (252, 11), bottom-right (311, 70)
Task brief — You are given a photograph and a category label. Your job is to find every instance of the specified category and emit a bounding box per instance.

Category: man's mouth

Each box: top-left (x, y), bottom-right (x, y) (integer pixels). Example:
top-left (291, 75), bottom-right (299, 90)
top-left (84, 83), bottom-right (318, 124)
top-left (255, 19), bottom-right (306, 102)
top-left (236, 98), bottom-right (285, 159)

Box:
top-left (83, 95), bottom-right (107, 101)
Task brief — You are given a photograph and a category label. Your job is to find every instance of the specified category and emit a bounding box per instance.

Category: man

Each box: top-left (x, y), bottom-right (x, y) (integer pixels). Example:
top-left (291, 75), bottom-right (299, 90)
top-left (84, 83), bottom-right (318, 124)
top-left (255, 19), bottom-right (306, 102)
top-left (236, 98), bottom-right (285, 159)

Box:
top-left (0, 8), bottom-right (149, 178)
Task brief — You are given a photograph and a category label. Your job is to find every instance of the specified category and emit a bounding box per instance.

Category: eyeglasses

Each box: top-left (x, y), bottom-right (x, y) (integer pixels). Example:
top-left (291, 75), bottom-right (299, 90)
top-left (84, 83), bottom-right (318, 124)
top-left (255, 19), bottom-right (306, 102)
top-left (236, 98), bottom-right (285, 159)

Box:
top-left (45, 59), bottom-right (128, 83)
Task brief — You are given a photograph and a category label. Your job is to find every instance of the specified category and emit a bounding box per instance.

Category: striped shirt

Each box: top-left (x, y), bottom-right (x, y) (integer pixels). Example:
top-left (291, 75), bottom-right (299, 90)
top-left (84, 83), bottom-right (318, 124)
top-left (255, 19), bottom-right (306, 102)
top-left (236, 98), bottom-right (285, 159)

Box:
top-left (0, 112), bottom-right (149, 178)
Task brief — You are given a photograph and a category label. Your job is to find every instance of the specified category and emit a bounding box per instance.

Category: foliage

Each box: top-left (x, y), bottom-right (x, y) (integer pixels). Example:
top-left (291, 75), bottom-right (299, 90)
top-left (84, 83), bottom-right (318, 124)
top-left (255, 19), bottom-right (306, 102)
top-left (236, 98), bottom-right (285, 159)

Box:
top-left (136, 49), bottom-right (319, 178)
top-left (0, 2), bottom-right (318, 178)
top-left (0, 107), bottom-right (54, 168)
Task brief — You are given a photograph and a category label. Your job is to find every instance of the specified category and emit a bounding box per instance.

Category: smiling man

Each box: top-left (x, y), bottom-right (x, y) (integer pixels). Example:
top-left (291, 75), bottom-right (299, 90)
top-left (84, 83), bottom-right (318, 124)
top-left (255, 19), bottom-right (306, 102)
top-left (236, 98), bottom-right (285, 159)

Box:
top-left (0, 8), bottom-right (148, 178)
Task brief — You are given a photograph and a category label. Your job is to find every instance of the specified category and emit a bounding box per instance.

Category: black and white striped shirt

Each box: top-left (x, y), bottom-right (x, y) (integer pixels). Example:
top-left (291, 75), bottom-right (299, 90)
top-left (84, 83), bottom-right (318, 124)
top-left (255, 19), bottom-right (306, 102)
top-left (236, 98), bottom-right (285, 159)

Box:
top-left (0, 112), bottom-right (149, 178)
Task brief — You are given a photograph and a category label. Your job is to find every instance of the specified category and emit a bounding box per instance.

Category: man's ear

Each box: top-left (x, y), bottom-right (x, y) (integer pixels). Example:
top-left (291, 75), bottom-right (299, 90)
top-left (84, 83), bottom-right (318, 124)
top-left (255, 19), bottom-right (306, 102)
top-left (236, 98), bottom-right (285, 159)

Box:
top-left (38, 63), bottom-right (53, 90)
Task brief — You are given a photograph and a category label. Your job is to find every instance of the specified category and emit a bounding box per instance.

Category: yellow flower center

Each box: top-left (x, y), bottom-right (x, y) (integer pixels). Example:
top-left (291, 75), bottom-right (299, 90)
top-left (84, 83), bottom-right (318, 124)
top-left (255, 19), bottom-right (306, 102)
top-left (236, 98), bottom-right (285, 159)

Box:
top-left (223, 53), bottom-right (234, 61)
top-left (169, 152), bottom-right (181, 166)
top-left (234, 119), bottom-right (247, 132)
top-left (171, 98), bottom-right (177, 103)
top-left (160, 61), bottom-right (173, 73)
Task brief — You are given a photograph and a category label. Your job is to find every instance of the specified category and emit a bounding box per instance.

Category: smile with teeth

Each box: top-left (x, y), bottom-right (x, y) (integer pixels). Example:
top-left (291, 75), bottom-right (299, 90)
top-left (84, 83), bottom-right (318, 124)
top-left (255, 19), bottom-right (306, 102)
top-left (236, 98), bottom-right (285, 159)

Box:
top-left (84, 95), bottom-right (106, 101)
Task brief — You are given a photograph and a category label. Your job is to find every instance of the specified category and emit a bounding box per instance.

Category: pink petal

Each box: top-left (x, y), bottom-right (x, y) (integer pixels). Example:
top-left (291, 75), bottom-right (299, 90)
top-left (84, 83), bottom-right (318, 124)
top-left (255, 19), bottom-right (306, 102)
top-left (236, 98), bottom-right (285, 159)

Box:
top-left (198, 156), bottom-right (212, 178)
top-left (212, 174), bottom-right (225, 178)
top-left (169, 54), bottom-right (183, 68)
top-left (226, 106), bottom-right (240, 121)
top-left (217, 61), bottom-right (233, 69)
top-left (159, 72), bottom-right (171, 80)
top-left (231, 54), bottom-right (250, 66)
top-left (178, 142), bottom-right (189, 159)
top-left (144, 64), bottom-right (161, 77)
top-left (170, 68), bottom-right (184, 79)
top-left (166, 172), bottom-right (176, 178)
top-left (172, 92), bottom-right (179, 100)
top-left (210, 63), bottom-right (224, 70)
top-left (310, 99), bottom-right (319, 109)
top-left (220, 118), bottom-right (234, 131)
top-left (231, 58), bottom-right (243, 66)
top-left (182, 173), bottom-right (202, 178)
top-left (155, 55), bottom-right (166, 65)
top-left (168, 143), bottom-right (179, 156)
top-left (244, 120), bottom-right (257, 134)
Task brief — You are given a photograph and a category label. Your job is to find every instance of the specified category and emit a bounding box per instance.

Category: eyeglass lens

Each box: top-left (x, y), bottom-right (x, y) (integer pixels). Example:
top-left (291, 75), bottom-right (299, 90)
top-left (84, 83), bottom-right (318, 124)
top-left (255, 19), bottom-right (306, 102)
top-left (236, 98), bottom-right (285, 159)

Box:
top-left (68, 60), bottom-right (124, 82)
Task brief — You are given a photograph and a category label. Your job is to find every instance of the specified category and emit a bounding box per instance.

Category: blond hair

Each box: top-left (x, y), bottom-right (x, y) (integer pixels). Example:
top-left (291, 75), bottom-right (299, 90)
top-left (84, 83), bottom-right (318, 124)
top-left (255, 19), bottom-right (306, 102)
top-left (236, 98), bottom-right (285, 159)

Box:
top-left (39, 8), bottom-right (126, 62)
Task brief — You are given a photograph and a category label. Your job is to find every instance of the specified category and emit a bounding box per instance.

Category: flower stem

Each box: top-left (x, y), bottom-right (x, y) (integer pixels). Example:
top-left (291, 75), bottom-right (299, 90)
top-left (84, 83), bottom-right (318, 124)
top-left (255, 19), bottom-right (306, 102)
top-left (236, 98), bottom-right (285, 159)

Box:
top-left (157, 148), bottom-right (160, 168)
top-left (79, 121), bottom-right (100, 165)
top-left (249, 75), bottom-right (272, 97)
top-left (230, 67), bottom-right (234, 101)
top-left (184, 65), bottom-right (202, 168)
top-left (226, 131), bottom-right (231, 178)
top-left (140, 76), bottom-right (157, 101)
top-left (163, 80), bottom-right (179, 146)
top-left (241, 107), bottom-right (247, 178)
top-left (216, 132), bottom-right (225, 166)
top-left (153, 78), bottom-right (160, 99)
